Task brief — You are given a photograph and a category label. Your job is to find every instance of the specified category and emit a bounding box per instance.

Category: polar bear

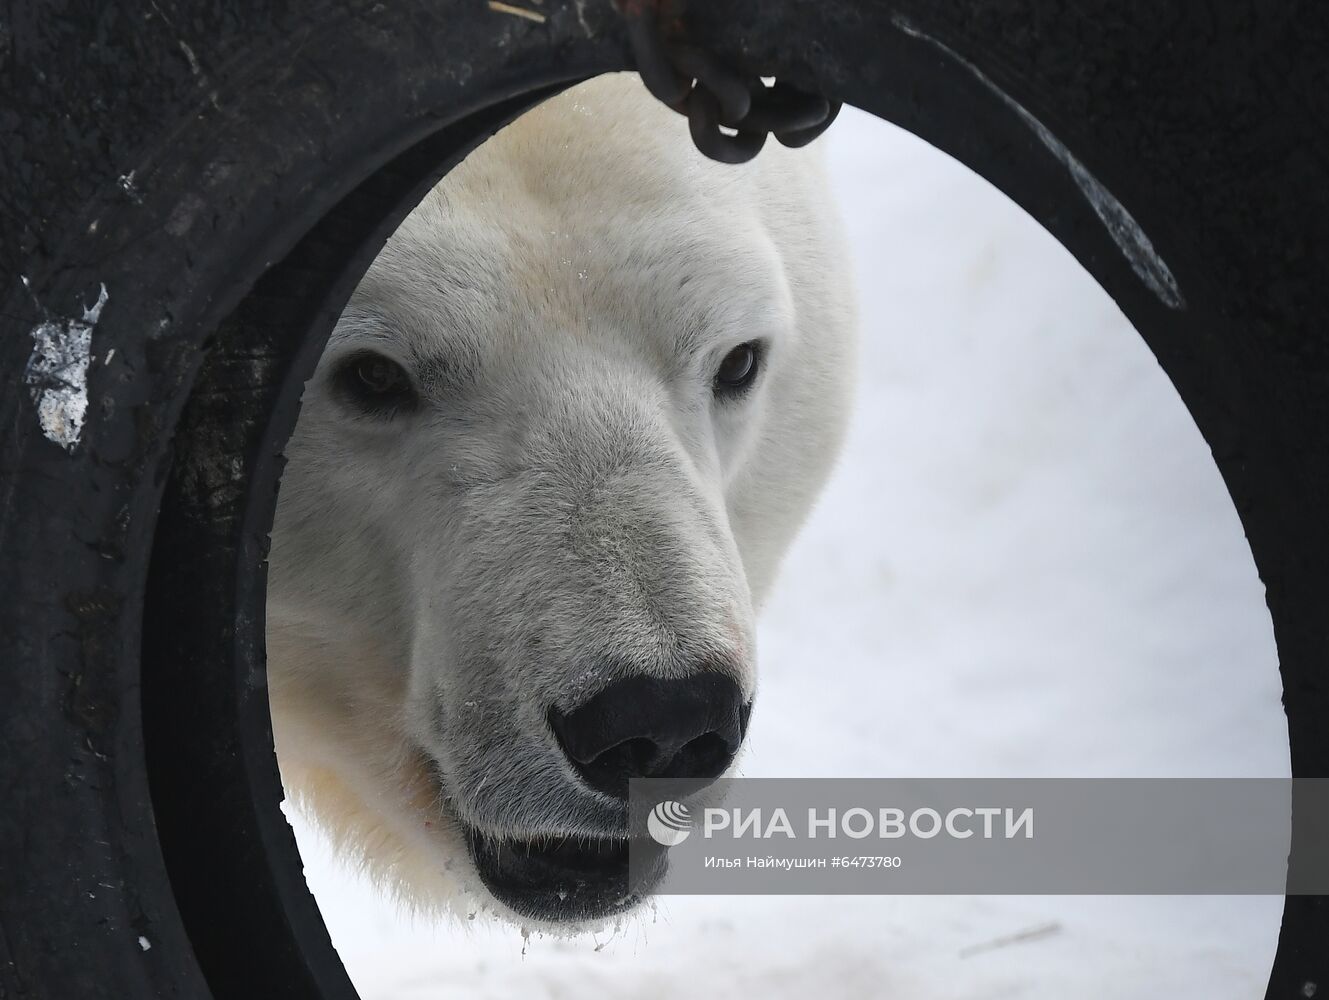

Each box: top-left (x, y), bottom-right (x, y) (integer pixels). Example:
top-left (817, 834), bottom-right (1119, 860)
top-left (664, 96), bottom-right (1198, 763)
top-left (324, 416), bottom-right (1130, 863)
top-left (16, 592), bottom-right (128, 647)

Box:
top-left (266, 72), bottom-right (856, 924)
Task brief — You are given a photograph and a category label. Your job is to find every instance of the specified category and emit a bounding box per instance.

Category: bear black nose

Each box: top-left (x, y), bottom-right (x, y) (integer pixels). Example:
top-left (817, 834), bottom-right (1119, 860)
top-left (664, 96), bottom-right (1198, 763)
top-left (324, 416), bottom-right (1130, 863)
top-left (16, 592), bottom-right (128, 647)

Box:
top-left (547, 673), bottom-right (749, 800)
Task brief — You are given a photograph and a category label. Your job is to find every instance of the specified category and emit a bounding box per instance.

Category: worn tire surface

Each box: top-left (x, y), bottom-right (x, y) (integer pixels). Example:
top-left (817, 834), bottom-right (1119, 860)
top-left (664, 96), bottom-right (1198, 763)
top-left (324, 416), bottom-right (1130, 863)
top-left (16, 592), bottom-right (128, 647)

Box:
top-left (1, 2), bottom-right (1326, 998)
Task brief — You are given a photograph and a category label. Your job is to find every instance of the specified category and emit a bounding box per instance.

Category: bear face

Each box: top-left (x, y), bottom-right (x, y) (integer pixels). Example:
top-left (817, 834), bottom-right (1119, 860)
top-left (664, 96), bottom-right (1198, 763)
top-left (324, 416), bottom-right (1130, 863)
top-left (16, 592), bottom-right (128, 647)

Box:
top-left (266, 73), bottom-right (856, 924)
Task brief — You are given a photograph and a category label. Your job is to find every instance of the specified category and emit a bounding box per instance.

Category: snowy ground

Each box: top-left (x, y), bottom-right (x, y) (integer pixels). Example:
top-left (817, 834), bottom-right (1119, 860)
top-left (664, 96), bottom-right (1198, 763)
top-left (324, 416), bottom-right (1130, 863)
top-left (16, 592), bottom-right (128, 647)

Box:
top-left (287, 107), bottom-right (1290, 998)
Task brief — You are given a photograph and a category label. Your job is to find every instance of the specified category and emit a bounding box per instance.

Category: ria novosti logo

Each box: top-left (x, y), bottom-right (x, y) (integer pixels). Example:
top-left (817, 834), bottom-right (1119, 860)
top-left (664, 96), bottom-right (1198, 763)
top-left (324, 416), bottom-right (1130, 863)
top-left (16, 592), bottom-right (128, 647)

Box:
top-left (644, 800), bottom-right (1036, 845)
top-left (647, 800), bottom-right (693, 846)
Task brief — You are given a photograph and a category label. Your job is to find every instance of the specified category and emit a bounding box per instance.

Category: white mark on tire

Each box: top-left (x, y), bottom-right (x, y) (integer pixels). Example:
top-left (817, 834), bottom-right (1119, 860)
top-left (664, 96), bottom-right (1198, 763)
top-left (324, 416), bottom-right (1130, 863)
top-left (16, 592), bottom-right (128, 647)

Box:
top-left (488, 1), bottom-right (546, 23)
top-left (893, 16), bottom-right (1185, 310)
top-left (165, 192), bottom-right (205, 236)
top-left (177, 39), bottom-right (202, 79)
top-left (572, 0), bottom-right (593, 36)
top-left (22, 282), bottom-right (108, 452)
top-left (118, 170), bottom-right (143, 203)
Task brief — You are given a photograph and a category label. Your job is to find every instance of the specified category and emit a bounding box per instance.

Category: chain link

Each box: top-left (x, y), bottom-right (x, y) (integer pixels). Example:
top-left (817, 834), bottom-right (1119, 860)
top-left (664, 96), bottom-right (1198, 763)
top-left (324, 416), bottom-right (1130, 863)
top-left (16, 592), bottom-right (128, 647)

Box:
top-left (618, 0), bottom-right (841, 164)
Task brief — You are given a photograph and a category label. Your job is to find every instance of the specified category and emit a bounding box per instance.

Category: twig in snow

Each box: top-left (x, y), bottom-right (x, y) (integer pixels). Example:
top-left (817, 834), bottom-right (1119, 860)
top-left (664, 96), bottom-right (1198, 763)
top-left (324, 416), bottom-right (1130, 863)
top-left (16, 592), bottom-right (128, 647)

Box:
top-left (958, 920), bottom-right (1063, 958)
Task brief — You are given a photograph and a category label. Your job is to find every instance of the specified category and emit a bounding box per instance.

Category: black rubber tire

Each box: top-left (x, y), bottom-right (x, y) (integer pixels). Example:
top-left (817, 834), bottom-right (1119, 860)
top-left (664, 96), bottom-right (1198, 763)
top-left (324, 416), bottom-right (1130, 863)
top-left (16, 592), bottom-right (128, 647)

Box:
top-left (1, 2), bottom-right (1326, 997)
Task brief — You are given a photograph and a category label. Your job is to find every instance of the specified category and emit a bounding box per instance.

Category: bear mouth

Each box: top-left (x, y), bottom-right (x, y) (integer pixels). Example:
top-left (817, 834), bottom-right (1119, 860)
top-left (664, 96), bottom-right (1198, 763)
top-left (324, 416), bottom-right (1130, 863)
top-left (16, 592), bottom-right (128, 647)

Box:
top-left (463, 825), bottom-right (670, 922)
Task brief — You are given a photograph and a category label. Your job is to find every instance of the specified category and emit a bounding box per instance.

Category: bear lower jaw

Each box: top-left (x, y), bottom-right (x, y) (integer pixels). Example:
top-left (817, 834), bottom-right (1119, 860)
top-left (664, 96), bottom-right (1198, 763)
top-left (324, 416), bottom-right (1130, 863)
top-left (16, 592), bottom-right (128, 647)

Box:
top-left (463, 825), bottom-right (669, 922)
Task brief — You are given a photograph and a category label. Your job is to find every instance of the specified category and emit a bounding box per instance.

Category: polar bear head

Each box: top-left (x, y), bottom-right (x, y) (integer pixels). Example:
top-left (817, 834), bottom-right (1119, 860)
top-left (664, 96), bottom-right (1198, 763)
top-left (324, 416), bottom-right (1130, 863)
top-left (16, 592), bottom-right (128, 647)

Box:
top-left (266, 74), bottom-right (855, 924)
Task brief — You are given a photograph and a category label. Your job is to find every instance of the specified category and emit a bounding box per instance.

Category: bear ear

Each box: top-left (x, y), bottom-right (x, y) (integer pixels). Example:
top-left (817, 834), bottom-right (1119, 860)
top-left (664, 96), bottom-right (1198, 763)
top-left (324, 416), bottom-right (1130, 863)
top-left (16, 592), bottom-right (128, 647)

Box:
top-left (331, 350), bottom-right (421, 418)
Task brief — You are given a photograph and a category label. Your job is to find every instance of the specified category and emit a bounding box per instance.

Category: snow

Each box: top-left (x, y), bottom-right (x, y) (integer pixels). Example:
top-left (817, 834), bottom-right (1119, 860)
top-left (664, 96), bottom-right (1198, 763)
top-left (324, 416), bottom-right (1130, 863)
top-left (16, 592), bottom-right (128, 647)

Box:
top-left (23, 281), bottom-right (106, 452)
top-left (287, 107), bottom-right (1289, 998)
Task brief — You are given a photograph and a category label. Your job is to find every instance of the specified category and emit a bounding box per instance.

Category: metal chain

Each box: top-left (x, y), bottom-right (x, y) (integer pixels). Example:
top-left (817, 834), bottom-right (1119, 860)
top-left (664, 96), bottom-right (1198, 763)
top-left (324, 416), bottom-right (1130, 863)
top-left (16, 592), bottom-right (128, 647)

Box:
top-left (617, 0), bottom-right (842, 165)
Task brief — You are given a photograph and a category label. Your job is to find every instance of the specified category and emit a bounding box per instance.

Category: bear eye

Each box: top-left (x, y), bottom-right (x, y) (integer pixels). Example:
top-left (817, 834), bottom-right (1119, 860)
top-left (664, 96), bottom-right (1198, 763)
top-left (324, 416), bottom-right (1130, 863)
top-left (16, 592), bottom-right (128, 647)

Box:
top-left (714, 342), bottom-right (762, 396)
top-left (332, 351), bottom-right (419, 417)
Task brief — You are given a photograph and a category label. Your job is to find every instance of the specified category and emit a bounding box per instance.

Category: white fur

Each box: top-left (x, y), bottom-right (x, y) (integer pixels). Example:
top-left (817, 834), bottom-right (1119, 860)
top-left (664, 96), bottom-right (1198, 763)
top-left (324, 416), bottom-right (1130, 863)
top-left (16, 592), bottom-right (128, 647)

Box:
top-left (267, 73), bottom-right (856, 921)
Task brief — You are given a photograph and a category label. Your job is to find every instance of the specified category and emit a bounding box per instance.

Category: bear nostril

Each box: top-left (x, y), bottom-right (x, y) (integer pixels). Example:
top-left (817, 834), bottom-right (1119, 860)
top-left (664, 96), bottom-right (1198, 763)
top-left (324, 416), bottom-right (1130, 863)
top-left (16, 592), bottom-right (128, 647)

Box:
top-left (547, 673), bottom-right (748, 800)
top-left (579, 737), bottom-right (660, 793)
top-left (675, 731), bottom-right (730, 777)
